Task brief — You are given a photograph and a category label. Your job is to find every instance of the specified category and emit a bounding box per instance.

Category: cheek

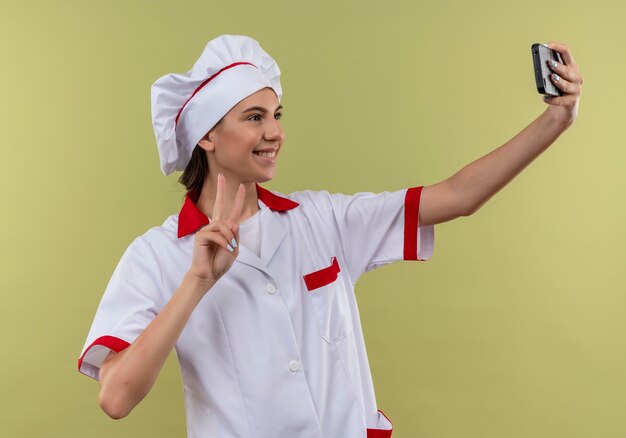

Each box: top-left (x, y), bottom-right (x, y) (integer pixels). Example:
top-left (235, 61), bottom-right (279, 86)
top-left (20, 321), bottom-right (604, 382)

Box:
top-left (240, 130), bottom-right (263, 147)
top-left (219, 125), bottom-right (262, 152)
top-left (219, 131), bottom-right (251, 150)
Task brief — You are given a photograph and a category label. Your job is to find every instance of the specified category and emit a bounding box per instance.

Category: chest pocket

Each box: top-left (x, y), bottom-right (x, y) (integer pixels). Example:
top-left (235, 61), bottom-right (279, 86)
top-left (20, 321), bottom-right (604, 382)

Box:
top-left (304, 257), bottom-right (351, 343)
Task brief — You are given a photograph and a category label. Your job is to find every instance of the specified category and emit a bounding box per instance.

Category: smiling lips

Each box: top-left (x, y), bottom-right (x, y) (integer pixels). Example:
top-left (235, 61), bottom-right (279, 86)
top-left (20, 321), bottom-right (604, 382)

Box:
top-left (253, 148), bottom-right (278, 159)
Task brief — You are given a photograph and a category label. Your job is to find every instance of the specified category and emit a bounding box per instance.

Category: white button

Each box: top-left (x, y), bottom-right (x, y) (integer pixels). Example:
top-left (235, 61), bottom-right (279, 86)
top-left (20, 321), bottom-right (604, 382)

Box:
top-left (266, 283), bottom-right (277, 294)
top-left (288, 360), bottom-right (300, 372)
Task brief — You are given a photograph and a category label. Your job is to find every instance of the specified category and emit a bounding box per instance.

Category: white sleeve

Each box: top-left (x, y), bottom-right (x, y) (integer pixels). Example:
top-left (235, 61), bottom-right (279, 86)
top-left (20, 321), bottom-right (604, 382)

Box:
top-left (326, 186), bottom-right (434, 283)
top-left (77, 236), bottom-right (165, 380)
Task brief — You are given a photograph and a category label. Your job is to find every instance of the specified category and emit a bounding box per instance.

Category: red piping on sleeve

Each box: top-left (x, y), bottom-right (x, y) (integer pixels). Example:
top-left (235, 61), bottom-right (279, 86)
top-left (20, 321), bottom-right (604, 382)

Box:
top-left (77, 335), bottom-right (131, 374)
top-left (403, 186), bottom-right (423, 260)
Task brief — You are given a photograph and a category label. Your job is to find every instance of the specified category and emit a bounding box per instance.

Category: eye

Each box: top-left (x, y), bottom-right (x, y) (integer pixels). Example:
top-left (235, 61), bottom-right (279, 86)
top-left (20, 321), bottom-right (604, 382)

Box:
top-left (274, 112), bottom-right (283, 120)
top-left (248, 114), bottom-right (262, 121)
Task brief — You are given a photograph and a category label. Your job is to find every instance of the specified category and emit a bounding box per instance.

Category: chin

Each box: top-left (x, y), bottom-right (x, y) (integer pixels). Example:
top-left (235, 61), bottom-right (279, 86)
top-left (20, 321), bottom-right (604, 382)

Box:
top-left (256, 173), bottom-right (275, 184)
top-left (255, 167), bottom-right (276, 183)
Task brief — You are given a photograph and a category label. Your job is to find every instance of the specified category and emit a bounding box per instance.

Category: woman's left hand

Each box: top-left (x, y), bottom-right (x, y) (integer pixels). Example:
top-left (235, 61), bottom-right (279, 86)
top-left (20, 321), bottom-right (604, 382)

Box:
top-left (543, 41), bottom-right (584, 127)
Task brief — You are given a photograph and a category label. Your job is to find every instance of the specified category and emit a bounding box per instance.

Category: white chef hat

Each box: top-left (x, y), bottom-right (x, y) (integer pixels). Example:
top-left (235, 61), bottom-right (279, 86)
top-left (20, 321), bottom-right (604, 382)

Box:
top-left (151, 35), bottom-right (282, 176)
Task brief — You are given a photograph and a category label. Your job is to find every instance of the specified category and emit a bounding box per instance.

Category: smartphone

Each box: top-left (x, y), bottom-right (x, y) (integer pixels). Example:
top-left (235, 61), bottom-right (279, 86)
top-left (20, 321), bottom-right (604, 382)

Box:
top-left (532, 43), bottom-right (564, 97)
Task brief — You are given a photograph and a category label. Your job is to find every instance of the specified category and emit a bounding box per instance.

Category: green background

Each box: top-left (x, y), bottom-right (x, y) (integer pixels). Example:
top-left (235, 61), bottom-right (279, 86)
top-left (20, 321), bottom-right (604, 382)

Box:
top-left (1, 0), bottom-right (624, 436)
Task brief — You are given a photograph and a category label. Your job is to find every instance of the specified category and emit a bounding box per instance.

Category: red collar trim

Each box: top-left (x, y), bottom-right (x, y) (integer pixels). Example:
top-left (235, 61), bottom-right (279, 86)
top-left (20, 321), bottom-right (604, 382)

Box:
top-left (177, 184), bottom-right (299, 238)
top-left (256, 185), bottom-right (300, 212)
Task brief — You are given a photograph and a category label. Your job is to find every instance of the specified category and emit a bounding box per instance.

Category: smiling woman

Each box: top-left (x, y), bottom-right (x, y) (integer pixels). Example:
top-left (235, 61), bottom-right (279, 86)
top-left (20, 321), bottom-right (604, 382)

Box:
top-left (179, 90), bottom-right (284, 214)
top-left (78, 34), bottom-right (409, 437)
top-left (196, 88), bottom-right (284, 188)
top-left (77, 34), bottom-right (582, 438)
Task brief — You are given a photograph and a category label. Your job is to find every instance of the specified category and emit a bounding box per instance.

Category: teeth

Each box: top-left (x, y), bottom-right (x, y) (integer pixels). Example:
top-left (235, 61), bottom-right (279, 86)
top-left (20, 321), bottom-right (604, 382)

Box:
top-left (255, 151), bottom-right (277, 158)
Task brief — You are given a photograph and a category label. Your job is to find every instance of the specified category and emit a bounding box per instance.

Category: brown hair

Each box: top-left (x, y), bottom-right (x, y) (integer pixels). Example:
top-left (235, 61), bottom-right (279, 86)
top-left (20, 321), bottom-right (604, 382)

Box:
top-left (178, 145), bottom-right (208, 201)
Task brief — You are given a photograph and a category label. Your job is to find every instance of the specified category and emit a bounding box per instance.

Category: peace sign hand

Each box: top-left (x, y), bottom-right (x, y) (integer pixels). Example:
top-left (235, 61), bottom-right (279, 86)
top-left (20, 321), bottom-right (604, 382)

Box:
top-left (188, 174), bottom-right (246, 292)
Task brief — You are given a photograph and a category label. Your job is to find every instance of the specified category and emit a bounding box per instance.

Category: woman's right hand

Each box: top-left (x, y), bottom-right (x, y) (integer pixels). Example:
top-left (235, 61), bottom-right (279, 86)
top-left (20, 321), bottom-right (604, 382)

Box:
top-left (188, 174), bottom-right (246, 290)
top-left (99, 175), bottom-right (245, 418)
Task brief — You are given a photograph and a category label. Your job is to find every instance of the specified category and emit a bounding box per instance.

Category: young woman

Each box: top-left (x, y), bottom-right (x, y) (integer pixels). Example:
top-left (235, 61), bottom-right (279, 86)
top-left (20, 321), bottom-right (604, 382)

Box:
top-left (78, 35), bottom-right (583, 437)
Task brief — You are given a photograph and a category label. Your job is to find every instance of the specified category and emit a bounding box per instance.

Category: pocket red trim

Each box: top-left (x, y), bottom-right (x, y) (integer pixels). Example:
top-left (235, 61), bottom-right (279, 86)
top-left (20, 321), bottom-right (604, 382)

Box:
top-left (366, 429), bottom-right (392, 438)
top-left (303, 257), bottom-right (340, 291)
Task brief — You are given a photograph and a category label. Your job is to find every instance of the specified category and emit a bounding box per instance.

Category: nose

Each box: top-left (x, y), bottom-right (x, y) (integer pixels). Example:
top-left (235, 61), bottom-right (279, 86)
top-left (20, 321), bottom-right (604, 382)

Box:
top-left (264, 117), bottom-right (284, 144)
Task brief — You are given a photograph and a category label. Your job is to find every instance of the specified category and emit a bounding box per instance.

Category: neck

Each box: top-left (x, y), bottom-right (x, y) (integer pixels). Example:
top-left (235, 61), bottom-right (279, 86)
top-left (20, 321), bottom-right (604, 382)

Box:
top-left (196, 173), bottom-right (260, 222)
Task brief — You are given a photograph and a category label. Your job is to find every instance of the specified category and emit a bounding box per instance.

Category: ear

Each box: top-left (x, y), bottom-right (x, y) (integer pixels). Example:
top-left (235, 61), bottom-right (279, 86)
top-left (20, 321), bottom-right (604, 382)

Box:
top-left (197, 132), bottom-right (215, 152)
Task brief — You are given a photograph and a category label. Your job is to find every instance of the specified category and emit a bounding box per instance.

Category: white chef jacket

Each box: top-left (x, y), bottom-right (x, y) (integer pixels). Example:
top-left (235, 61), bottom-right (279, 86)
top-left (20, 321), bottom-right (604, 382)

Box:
top-left (78, 185), bottom-right (435, 438)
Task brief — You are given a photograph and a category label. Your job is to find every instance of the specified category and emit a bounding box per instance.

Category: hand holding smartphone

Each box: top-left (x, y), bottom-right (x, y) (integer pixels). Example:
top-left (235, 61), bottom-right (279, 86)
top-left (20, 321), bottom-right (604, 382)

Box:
top-left (532, 43), bottom-right (564, 97)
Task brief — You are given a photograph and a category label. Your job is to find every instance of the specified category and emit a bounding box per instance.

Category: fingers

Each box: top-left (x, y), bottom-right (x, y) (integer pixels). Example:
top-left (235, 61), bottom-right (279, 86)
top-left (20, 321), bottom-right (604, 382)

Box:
top-left (544, 41), bottom-right (584, 101)
top-left (209, 176), bottom-right (246, 257)
top-left (548, 72), bottom-right (578, 95)
top-left (214, 174), bottom-right (247, 225)
top-left (197, 220), bottom-right (238, 253)
top-left (228, 184), bottom-right (246, 224)
top-left (547, 66), bottom-right (583, 99)
top-left (213, 173), bottom-right (225, 221)
top-left (546, 58), bottom-right (582, 85)
top-left (546, 41), bottom-right (577, 67)
top-left (231, 224), bottom-right (240, 257)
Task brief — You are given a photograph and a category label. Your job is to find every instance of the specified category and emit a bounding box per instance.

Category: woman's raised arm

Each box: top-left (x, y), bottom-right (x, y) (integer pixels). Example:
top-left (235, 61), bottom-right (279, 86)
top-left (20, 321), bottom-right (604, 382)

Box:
top-left (418, 42), bottom-right (583, 227)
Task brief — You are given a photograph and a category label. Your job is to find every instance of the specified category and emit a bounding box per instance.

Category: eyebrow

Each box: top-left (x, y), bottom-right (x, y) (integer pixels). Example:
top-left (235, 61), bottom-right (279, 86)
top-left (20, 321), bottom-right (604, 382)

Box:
top-left (242, 105), bottom-right (283, 114)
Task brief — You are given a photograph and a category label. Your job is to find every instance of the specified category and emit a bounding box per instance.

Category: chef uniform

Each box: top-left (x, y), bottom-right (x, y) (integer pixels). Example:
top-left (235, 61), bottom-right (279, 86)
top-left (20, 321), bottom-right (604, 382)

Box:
top-left (78, 35), bottom-right (435, 438)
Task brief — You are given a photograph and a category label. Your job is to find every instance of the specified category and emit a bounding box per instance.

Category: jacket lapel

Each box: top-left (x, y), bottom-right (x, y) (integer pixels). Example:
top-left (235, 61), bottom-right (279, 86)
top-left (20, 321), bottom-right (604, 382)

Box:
top-left (235, 203), bottom-right (288, 274)
top-left (176, 185), bottom-right (297, 275)
top-left (234, 244), bottom-right (266, 272)
top-left (260, 207), bottom-right (288, 266)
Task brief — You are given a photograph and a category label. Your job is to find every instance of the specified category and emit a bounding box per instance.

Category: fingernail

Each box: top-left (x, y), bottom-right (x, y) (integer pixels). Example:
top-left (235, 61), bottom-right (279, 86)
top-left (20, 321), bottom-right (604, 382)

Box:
top-left (227, 244), bottom-right (234, 252)
top-left (553, 74), bottom-right (560, 82)
top-left (542, 43), bottom-right (550, 48)
top-left (231, 238), bottom-right (237, 248)
top-left (549, 59), bottom-right (558, 68)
